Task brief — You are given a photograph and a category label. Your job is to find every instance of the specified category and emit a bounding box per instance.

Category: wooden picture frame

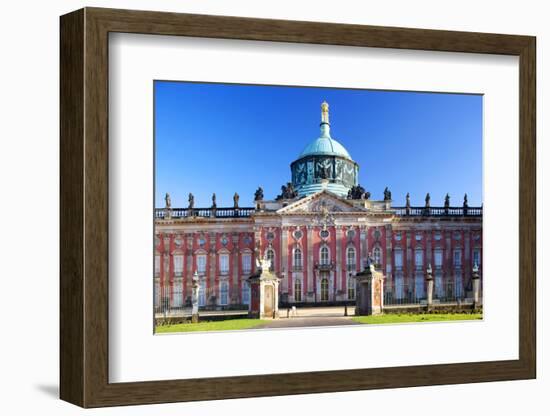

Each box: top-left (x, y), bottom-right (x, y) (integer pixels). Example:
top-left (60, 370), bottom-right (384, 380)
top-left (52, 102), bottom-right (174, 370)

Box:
top-left (60, 7), bottom-right (536, 408)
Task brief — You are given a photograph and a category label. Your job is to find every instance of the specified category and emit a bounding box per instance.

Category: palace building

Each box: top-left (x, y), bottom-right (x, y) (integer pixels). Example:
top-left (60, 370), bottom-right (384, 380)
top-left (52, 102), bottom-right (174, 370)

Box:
top-left (154, 102), bottom-right (482, 311)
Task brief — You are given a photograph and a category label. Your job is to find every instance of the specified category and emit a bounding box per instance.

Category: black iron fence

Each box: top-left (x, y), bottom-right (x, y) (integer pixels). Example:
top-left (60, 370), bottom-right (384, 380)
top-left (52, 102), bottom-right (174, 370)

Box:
top-left (154, 283), bottom-right (249, 317)
top-left (383, 280), bottom-right (469, 306)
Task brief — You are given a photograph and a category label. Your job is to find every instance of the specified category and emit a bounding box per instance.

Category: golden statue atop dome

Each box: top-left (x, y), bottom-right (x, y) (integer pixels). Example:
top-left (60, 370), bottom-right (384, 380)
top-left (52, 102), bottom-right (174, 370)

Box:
top-left (321, 101), bottom-right (329, 124)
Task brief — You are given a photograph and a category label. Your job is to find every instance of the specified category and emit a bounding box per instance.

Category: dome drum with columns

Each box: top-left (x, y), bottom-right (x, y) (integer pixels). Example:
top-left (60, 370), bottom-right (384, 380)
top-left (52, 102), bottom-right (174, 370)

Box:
top-left (290, 101), bottom-right (359, 198)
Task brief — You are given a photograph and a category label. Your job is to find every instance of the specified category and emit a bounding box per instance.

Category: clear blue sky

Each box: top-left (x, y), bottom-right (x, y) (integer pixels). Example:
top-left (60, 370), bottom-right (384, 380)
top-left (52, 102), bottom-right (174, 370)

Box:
top-left (155, 81), bottom-right (482, 208)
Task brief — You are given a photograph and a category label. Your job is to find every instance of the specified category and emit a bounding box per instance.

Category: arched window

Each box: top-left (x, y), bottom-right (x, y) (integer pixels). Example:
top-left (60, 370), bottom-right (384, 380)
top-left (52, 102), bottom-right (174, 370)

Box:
top-left (346, 246), bottom-right (356, 269)
top-left (347, 276), bottom-right (355, 300)
top-left (320, 246), bottom-right (330, 265)
top-left (373, 246), bottom-right (382, 266)
top-left (294, 279), bottom-right (302, 302)
top-left (320, 278), bottom-right (329, 301)
top-left (266, 249), bottom-right (275, 271)
top-left (219, 281), bottom-right (229, 305)
top-left (293, 248), bottom-right (302, 270)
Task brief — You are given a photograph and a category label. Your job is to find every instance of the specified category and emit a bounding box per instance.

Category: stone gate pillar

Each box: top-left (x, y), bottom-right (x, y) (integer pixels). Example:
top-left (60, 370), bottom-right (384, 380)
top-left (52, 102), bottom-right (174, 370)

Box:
top-left (248, 257), bottom-right (281, 319)
top-left (472, 263), bottom-right (481, 309)
top-left (355, 263), bottom-right (385, 315)
top-left (191, 271), bottom-right (200, 323)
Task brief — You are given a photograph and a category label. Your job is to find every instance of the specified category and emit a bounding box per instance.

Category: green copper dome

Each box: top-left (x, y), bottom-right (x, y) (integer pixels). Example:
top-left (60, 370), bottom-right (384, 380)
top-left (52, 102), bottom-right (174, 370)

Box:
top-left (299, 101), bottom-right (352, 159)
top-left (299, 132), bottom-right (352, 160)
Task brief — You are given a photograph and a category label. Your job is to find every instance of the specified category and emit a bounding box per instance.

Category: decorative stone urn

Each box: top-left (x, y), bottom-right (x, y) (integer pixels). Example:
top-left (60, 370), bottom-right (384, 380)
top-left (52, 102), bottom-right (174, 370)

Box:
top-left (355, 263), bottom-right (385, 316)
top-left (248, 257), bottom-right (281, 319)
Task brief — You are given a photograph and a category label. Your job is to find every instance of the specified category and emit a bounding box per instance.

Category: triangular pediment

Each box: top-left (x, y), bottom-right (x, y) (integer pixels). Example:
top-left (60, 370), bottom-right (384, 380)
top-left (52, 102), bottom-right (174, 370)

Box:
top-left (277, 190), bottom-right (364, 214)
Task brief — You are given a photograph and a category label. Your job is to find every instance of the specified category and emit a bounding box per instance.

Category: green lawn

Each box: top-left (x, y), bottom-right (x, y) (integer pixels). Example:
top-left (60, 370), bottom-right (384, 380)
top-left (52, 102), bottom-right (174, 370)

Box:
top-left (352, 313), bottom-right (482, 325)
top-left (156, 319), bottom-right (269, 333)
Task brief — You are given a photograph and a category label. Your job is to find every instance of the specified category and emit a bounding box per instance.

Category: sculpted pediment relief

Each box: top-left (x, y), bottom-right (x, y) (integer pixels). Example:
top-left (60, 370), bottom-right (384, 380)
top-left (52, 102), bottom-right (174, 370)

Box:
top-left (277, 191), bottom-right (363, 214)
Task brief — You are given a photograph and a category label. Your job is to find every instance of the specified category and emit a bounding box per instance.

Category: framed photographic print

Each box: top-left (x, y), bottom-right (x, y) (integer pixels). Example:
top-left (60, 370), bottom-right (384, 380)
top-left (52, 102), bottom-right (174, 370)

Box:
top-left (60, 7), bottom-right (536, 408)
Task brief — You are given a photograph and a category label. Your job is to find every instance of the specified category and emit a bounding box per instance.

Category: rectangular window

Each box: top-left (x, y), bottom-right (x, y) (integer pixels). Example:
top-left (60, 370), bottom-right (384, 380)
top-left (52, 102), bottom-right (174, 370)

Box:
top-left (199, 280), bottom-right (206, 306)
top-left (320, 247), bottom-right (329, 265)
top-left (435, 272), bottom-right (444, 297)
top-left (219, 254), bottom-right (229, 274)
top-left (434, 250), bottom-right (443, 268)
top-left (395, 275), bottom-right (404, 299)
top-left (346, 248), bottom-right (356, 268)
top-left (294, 279), bottom-right (302, 302)
top-left (347, 278), bottom-right (355, 300)
top-left (415, 250), bottom-right (423, 270)
top-left (242, 253), bottom-right (252, 273)
top-left (172, 281), bottom-right (183, 307)
top-left (154, 281), bottom-right (160, 308)
top-left (455, 271), bottom-right (463, 298)
top-left (394, 251), bottom-right (403, 270)
top-left (241, 281), bottom-right (250, 305)
top-left (220, 281), bottom-right (229, 305)
top-left (454, 250), bottom-right (462, 267)
top-left (294, 249), bottom-right (303, 269)
top-left (415, 273), bottom-right (425, 299)
top-left (154, 255), bottom-right (160, 275)
top-left (197, 255), bottom-right (207, 274)
top-left (473, 250), bottom-right (481, 267)
top-left (173, 255), bottom-right (183, 274)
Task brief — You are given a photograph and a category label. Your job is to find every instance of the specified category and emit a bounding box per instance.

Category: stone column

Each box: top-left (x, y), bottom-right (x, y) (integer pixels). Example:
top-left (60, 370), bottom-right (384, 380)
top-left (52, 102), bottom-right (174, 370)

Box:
top-left (360, 226), bottom-right (368, 270)
top-left (385, 224), bottom-right (393, 288)
top-left (425, 264), bottom-right (434, 310)
top-left (445, 230), bottom-right (452, 290)
top-left (209, 232), bottom-right (217, 306)
top-left (336, 226), bottom-right (343, 297)
top-left (355, 264), bottom-right (385, 315)
top-left (306, 226), bottom-right (314, 302)
top-left (281, 227), bottom-right (288, 299)
top-left (186, 234), bottom-right (194, 303)
top-left (464, 229), bottom-right (471, 296)
top-left (232, 238), bottom-right (239, 305)
top-left (406, 231), bottom-right (412, 297)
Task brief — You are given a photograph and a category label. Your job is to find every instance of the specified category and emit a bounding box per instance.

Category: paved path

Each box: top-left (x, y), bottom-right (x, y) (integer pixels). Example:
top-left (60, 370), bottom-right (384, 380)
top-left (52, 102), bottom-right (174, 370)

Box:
top-left (281, 306), bottom-right (355, 318)
top-left (256, 316), bottom-right (361, 329)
